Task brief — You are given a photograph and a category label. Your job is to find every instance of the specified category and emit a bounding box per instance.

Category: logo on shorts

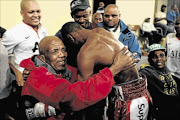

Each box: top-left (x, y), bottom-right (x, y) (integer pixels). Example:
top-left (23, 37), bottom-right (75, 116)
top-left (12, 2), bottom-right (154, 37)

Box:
top-left (130, 96), bottom-right (149, 120)
top-left (137, 104), bottom-right (145, 120)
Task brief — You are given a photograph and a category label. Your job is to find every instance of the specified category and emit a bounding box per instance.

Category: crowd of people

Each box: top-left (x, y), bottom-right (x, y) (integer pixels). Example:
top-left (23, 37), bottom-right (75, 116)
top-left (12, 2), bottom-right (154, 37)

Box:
top-left (0, 0), bottom-right (180, 120)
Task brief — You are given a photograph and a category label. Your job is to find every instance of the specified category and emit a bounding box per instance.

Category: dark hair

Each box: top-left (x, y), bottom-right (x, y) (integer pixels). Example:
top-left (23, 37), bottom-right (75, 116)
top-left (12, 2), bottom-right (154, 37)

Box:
top-left (0, 27), bottom-right (6, 38)
top-left (61, 22), bottom-right (82, 42)
top-left (161, 4), bottom-right (167, 9)
top-left (61, 22), bottom-right (82, 67)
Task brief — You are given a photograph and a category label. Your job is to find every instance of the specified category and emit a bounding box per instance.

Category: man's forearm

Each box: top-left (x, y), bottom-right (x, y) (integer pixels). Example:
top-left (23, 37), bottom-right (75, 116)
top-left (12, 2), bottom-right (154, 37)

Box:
top-left (24, 67), bottom-right (114, 111)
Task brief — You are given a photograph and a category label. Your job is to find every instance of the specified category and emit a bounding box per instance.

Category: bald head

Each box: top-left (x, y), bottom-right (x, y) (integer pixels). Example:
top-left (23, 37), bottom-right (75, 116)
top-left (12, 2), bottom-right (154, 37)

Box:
top-left (39, 36), bottom-right (68, 71)
top-left (104, 4), bottom-right (120, 14)
top-left (39, 36), bottom-right (64, 55)
top-left (21, 0), bottom-right (37, 10)
top-left (92, 13), bottom-right (103, 25)
top-left (103, 4), bottom-right (120, 28)
top-left (20, 0), bottom-right (41, 28)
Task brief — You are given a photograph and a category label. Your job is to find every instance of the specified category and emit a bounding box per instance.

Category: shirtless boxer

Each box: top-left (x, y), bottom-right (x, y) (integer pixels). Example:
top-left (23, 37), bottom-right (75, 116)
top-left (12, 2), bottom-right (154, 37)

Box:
top-left (61, 22), bottom-right (152, 120)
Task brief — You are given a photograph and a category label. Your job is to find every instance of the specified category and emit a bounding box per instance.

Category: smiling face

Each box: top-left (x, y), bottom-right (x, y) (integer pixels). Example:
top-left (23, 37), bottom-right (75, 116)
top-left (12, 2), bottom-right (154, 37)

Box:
top-left (39, 37), bottom-right (68, 72)
top-left (149, 50), bottom-right (166, 69)
top-left (72, 9), bottom-right (91, 28)
top-left (103, 5), bottom-right (120, 28)
top-left (21, 0), bottom-right (41, 28)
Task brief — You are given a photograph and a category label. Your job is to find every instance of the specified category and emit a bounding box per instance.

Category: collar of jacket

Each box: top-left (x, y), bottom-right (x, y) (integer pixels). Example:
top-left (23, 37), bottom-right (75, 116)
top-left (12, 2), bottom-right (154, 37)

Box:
top-left (32, 55), bottom-right (72, 81)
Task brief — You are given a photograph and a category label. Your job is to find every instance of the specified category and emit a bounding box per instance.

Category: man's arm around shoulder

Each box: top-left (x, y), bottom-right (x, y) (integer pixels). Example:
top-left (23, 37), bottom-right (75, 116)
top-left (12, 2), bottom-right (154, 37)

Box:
top-left (24, 66), bottom-right (114, 111)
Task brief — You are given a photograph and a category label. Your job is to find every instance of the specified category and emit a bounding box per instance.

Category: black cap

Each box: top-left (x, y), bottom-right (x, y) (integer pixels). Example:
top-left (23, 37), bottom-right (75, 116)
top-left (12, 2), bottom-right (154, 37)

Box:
top-left (70, 0), bottom-right (90, 14)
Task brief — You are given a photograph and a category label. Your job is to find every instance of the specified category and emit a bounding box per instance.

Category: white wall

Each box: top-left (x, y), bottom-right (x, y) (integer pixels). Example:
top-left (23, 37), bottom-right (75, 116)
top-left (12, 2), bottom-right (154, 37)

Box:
top-left (116, 0), bottom-right (156, 25)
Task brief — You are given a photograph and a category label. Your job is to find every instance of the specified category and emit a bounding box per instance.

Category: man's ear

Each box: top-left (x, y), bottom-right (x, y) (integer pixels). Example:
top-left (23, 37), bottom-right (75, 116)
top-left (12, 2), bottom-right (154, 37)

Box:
top-left (20, 10), bottom-right (24, 16)
top-left (39, 55), bottom-right (46, 63)
top-left (119, 13), bottom-right (121, 18)
top-left (89, 10), bottom-right (91, 16)
top-left (67, 34), bottom-right (75, 42)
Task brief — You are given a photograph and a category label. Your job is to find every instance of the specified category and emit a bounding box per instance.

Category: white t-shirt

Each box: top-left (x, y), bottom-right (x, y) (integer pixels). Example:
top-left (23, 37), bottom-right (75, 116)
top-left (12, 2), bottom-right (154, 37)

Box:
top-left (166, 33), bottom-right (180, 79)
top-left (140, 22), bottom-right (157, 32)
top-left (155, 11), bottom-right (167, 25)
top-left (2, 22), bottom-right (48, 72)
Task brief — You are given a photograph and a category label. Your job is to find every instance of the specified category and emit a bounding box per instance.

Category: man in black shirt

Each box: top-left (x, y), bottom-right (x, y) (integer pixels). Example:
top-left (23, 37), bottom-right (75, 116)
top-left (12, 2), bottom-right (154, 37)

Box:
top-left (139, 44), bottom-right (180, 120)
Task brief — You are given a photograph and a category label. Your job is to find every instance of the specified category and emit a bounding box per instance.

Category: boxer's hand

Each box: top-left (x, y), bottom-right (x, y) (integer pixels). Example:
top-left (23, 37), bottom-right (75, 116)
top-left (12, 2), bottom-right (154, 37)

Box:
top-left (122, 52), bottom-right (140, 71)
top-left (34, 102), bottom-right (57, 118)
top-left (23, 68), bottom-right (31, 81)
top-left (48, 105), bottom-right (56, 116)
top-left (109, 46), bottom-right (136, 76)
top-left (33, 102), bottom-right (46, 118)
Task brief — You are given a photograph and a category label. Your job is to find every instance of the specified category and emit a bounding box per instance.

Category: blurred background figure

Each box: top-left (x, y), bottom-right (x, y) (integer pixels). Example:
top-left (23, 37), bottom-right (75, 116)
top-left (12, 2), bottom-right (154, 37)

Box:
top-left (154, 4), bottom-right (173, 37)
top-left (140, 17), bottom-right (162, 45)
top-left (96, 1), bottom-right (105, 16)
top-left (0, 41), bottom-right (15, 120)
top-left (92, 13), bottom-right (103, 25)
top-left (174, 4), bottom-right (180, 18)
top-left (167, 5), bottom-right (177, 33)
top-left (98, 4), bottom-right (142, 59)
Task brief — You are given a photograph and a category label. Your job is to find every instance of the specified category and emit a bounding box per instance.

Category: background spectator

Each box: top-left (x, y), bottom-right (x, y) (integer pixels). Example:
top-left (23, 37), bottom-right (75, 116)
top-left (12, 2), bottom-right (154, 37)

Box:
top-left (139, 43), bottom-right (180, 120)
top-left (98, 4), bottom-right (141, 59)
top-left (174, 4), bottom-right (180, 18)
top-left (140, 17), bottom-right (162, 45)
top-left (96, 1), bottom-right (105, 16)
top-left (165, 16), bottom-right (180, 93)
top-left (55, 0), bottom-right (98, 67)
top-left (1, 0), bottom-right (47, 86)
top-left (154, 4), bottom-right (173, 36)
top-left (167, 5), bottom-right (177, 32)
top-left (92, 13), bottom-right (103, 25)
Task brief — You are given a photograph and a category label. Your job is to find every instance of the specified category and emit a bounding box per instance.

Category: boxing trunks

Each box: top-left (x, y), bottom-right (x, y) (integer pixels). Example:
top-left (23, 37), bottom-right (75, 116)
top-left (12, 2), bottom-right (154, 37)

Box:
top-left (107, 76), bottom-right (152, 120)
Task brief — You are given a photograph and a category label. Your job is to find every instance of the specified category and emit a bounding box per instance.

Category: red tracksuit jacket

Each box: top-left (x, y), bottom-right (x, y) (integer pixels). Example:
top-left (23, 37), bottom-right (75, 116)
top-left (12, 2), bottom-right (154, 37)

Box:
top-left (20, 57), bottom-right (115, 111)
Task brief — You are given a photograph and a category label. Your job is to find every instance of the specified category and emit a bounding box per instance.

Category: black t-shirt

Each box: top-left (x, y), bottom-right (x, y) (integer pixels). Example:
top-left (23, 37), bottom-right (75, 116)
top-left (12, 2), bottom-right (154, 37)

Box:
top-left (139, 66), bottom-right (180, 119)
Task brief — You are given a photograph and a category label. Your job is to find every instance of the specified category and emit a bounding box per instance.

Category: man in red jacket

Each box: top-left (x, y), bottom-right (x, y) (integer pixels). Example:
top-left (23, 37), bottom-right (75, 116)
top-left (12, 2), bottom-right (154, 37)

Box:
top-left (19, 36), bottom-right (136, 119)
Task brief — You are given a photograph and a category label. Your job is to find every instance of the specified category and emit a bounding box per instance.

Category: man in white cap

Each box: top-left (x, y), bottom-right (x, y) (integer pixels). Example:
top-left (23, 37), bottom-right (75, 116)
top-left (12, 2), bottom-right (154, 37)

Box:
top-left (139, 43), bottom-right (180, 120)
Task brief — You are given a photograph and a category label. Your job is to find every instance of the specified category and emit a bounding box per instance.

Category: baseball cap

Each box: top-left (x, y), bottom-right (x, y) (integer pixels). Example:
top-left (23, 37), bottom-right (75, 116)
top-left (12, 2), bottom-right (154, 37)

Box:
top-left (70, 0), bottom-right (90, 14)
top-left (148, 44), bottom-right (166, 53)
